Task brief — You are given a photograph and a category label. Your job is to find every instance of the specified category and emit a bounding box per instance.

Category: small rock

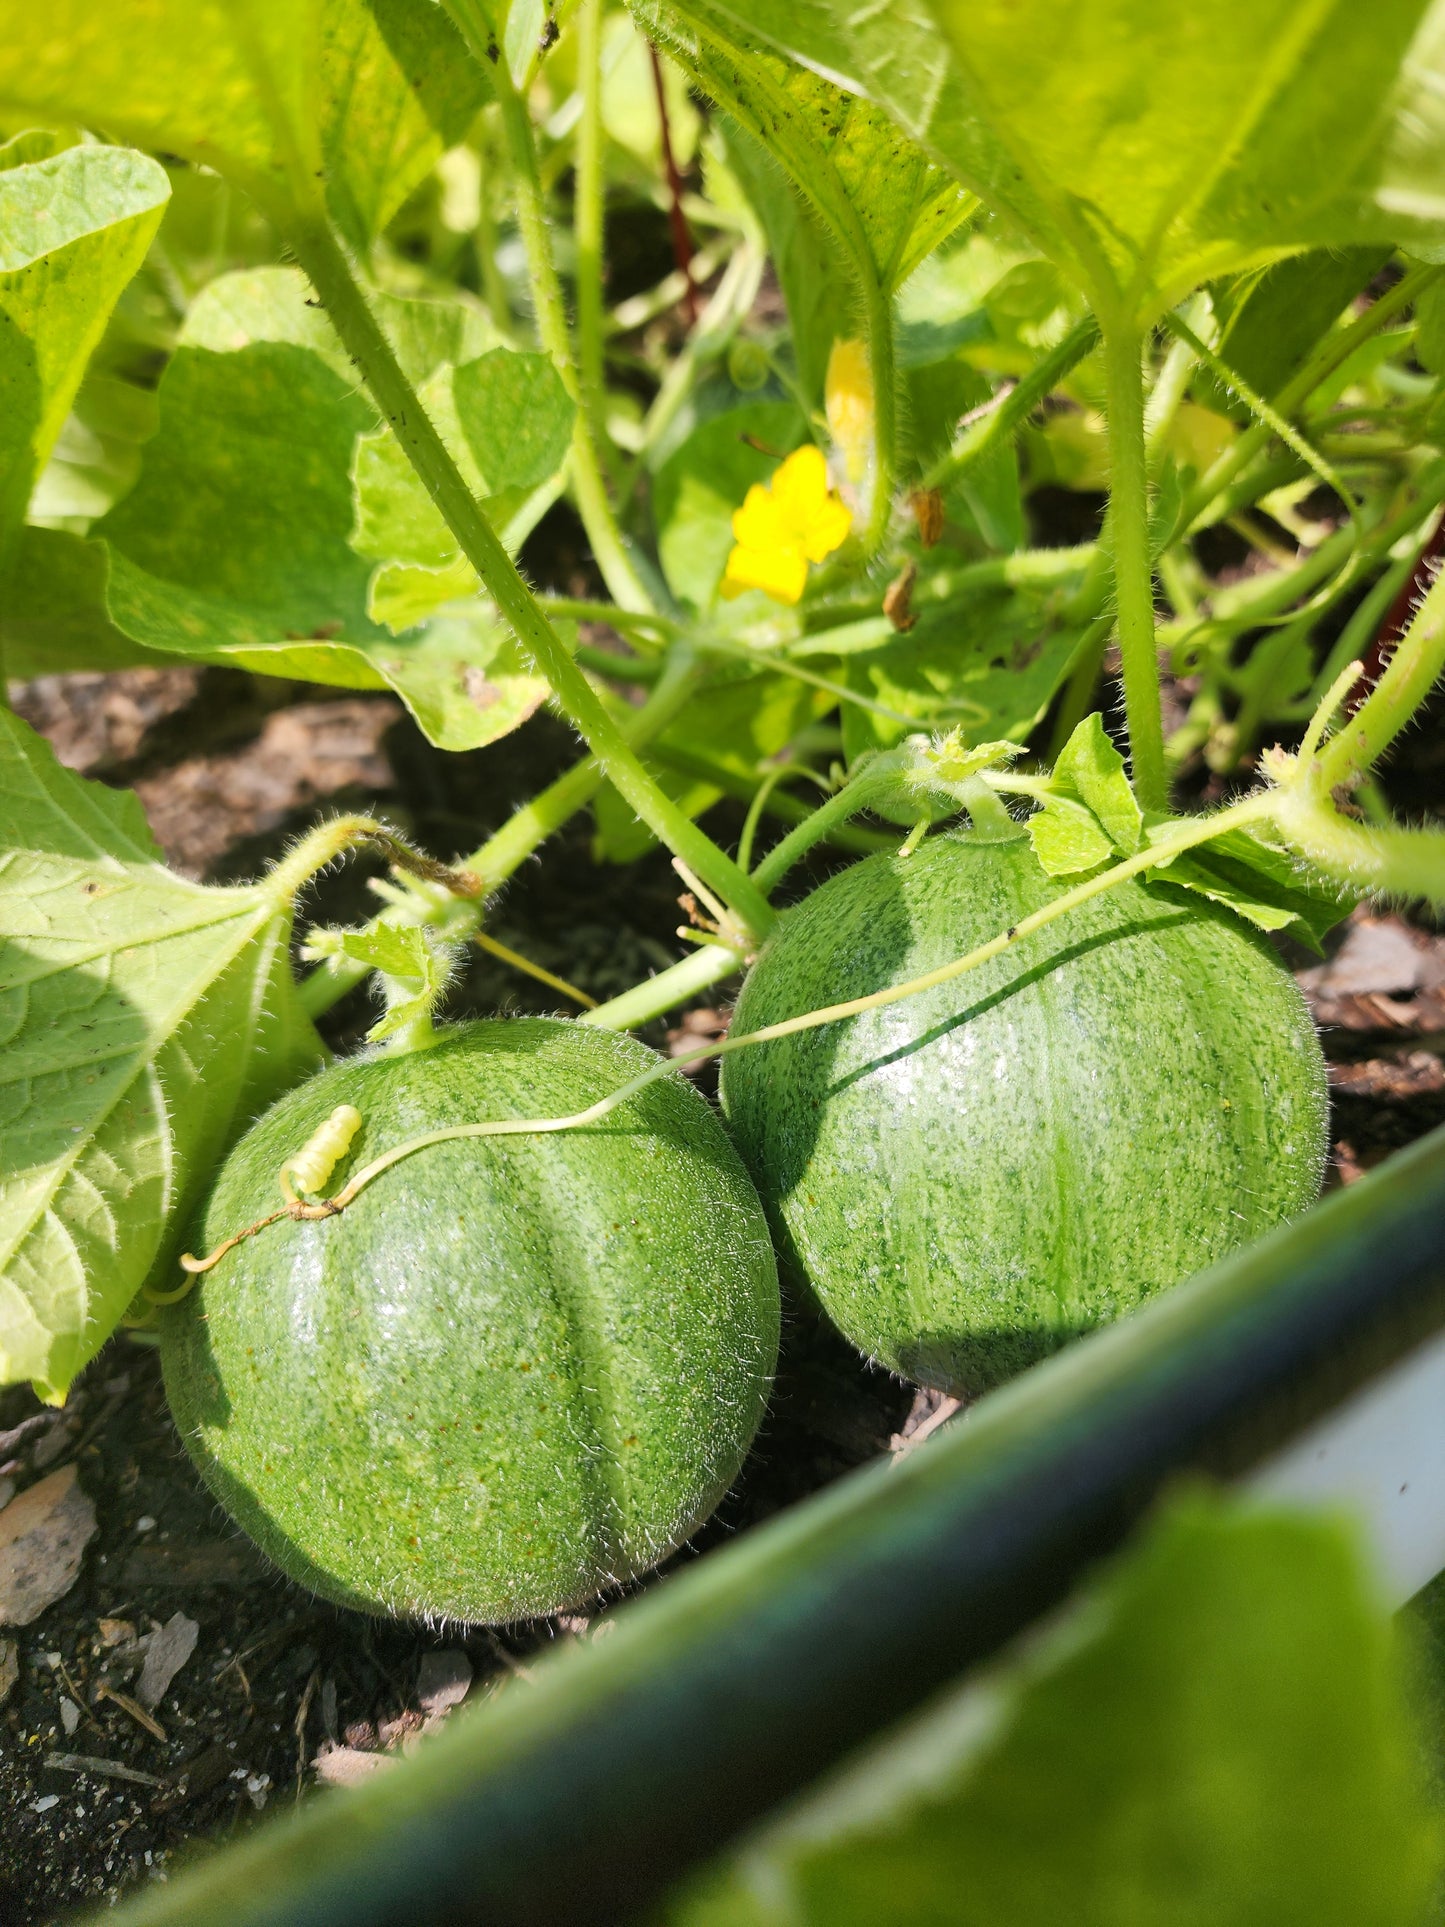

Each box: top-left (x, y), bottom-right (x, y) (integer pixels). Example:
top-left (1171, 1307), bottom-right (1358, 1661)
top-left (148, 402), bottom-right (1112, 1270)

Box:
top-left (416, 1649), bottom-right (472, 1718)
top-left (0, 1466), bottom-right (99, 1626)
top-left (136, 1611), bottom-right (199, 1711)
top-left (31, 1420), bottom-right (79, 1471)
top-left (315, 1743), bottom-right (394, 1787)
top-left (1310, 918), bottom-right (1425, 996)
top-left (60, 1697), bottom-right (81, 1736)
top-left (96, 1618), bottom-right (137, 1650)
top-left (32, 1794), bottom-right (59, 1814)
top-left (0, 1636), bottom-right (17, 1705)
top-left (0, 1478), bottom-right (16, 1513)
top-left (134, 1517), bottom-right (157, 1534)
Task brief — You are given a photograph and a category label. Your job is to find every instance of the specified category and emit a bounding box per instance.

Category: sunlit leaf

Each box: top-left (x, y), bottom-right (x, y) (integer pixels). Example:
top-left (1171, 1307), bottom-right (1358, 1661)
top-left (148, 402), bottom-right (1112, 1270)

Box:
top-left (633, 0), bottom-right (971, 303)
top-left (697, 0), bottom-right (1445, 321)
top-left (0, 0), bottom-right (487, 243)
top-left (0, 144), bottom-right (168, 555)
top-left (664, 1496), bottom-right (1438, 1927)
top-left (1147, 824), bottom-right (1358, 952)
top-left (0, 710), bottom-right (321, 1399)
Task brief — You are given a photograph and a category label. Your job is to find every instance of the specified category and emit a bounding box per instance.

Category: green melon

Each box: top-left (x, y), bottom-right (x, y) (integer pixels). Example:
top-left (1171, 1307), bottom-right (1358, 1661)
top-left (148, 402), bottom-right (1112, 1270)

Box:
top-left (720, 830), bottom-right (1326, 1398)
top-left (162, 1019), bottom-right (779, 1624)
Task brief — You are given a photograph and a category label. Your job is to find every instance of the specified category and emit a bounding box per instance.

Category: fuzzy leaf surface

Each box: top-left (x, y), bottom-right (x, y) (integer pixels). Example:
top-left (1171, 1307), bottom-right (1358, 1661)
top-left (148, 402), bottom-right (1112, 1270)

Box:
top-left (696, 0), bottom-right (1445, 319)
top-left (633, 0), bottom-right (970, 299)
top-left (0, 711), bottom-right (321, 1398)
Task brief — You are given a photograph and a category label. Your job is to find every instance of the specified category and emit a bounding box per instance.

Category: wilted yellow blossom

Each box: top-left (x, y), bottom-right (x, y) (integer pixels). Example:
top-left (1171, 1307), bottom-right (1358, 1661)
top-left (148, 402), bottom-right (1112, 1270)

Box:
top-left (720, 445), bottom-right (852, 605)
top-left (825, 337), bottom-right (874, 485)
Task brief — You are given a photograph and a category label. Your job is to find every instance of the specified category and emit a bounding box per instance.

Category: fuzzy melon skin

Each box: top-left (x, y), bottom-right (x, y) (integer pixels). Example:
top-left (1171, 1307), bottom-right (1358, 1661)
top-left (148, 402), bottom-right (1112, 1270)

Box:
top-left (720, 831), bottom-right (1326, 1398)
top-left (162, 1019), bottom-right (779, 1624)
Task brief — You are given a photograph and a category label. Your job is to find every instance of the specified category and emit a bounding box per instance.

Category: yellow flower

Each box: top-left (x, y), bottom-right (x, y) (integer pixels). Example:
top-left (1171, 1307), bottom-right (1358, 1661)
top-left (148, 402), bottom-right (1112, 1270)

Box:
top-left (825, 337), bottom-right (875, 486)
top-left (720, 445), bottom-right (853, 605)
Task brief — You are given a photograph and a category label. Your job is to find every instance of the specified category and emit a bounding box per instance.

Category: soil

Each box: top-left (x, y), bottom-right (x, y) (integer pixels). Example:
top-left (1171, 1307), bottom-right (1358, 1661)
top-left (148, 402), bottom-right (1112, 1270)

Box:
top-left (5, 639), bottom-right (1445, 1924)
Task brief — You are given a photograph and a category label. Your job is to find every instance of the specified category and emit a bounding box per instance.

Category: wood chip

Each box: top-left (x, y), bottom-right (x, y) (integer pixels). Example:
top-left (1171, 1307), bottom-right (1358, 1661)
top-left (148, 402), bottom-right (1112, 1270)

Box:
top-left (416, 1650), bottom-right (472, 1718)
top-left (94, 1680), bottom-right (167, 1742)
top-left (44, 1751), bottom-right (165, 1788)
top-left (314, 1742), bottom-right (395, 1787)
top-left (136, 1610), bottom-right (199, 1710)
top-left (0, 1465), bottom-right (98, 1626)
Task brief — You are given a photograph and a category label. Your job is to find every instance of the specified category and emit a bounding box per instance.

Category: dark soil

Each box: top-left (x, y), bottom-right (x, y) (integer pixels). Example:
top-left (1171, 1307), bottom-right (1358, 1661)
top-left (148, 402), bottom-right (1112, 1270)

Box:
top-left (4, 657), bottom-right (1444, 1925)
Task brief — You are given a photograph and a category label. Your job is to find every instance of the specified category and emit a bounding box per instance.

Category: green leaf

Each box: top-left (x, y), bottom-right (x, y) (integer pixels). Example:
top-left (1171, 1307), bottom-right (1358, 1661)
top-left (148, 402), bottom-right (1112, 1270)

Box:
top-left (454, 348), bottom-right (575, 495)
top-left (1147, 824), bottom-right (1358, 953)
top-left (1051, 711), bottom-right (1142, 854)
top-left (700, 0), bottom-right (1445, 322)
top-left (1027, 794), bottom-right (1114, 876)
top-left (302, 919), bottom-right (447, 1042)
top-left (1193, 248), bottom-right (1394, 423)
top-left (0, 709), bottom-right (322, 1399)
top-left (0, 145), bottom-right (168, 556)
top-left (0, 0), bottom-right (488, 243)
top-left (663, 1495), bottom-right (1439, 1927)
top-left (632, 0), bottom-right (970, 302)
top-left (651, 400), bottom-right (809, 611)
top-left (0, 528), bottom-right (168, 677)
top-left (17, 268), bottom-right (543, 756)
top-left (832, 576), bottom-right (1089, 764)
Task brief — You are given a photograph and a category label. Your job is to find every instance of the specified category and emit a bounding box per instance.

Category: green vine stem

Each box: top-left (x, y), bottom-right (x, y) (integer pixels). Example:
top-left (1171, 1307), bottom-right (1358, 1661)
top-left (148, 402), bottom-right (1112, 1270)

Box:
top-left (581, 942), bottom-right (746, 1031)
top-left (298, 648), bottom-right (709, 1019)
top-left (280, 214), bottom-right (774, 941)
top-left (1317, 565), bottom-right (1445, 789)
top-left (923, 316), bottom-right (1100, 495)
top-left (1175, 262), bottom-right (1440, 538)
top-left (442, 0), bottom-right (651, 614)
top-left (860, 270), bottom-right (898, 557)
top-left (574, 0), bottom-right (610, 475)
top-left (1101, 322), bottom-right (1168, 812)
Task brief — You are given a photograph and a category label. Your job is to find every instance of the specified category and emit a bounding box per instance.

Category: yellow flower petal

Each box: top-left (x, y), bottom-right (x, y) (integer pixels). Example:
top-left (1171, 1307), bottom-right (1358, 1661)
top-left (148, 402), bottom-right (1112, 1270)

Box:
top-left (731, 479), bottom-right (790, 551)
top-left (720, 540), bottom-right (808, 604)
top-left (800, 492), bottom-right (853, 563)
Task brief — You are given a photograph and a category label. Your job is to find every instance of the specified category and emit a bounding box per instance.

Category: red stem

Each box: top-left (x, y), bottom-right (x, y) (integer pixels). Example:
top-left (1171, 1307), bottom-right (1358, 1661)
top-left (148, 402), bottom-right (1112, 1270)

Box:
top-left (648, 43), bottom-right (698, 327)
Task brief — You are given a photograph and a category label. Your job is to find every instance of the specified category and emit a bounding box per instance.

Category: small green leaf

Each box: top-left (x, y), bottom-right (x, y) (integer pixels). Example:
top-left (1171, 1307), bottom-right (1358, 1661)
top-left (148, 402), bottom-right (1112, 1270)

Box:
top-left (0, 709), bottom-right (321, 1398)
top-left (0, 144), bottom-right (169, 555)
top-left (454, 349), bottom-right (576, 495)
top-left (664, 1495), bottom-right (1438, 1927)
top-left (303, 920), bottom-right (448, 1043)
top-left (1051, 712), bottom-right (1142, 855)
top-left (1027, 794), bottom-right (1114, 876)
top-left (1148, 825), bottom-right (1358, 953)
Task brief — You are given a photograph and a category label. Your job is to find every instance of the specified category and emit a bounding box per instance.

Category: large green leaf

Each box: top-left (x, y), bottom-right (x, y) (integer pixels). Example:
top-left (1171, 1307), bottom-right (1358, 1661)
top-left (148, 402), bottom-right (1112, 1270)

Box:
top-left (12, 268), bottom-right (549, 753)
top-left (0, 710), bottom-right (322, 1400)
top-left (0, 0), bottom-right (486, 243)
top-left (663, 1496), bottom-right (1439, 1927)
top-left (0, 144), bottom-right (168, 560)
top-left (632, 0), bottom-right (970, 306)
top-left (696, 0), bottom-right (1445, 321)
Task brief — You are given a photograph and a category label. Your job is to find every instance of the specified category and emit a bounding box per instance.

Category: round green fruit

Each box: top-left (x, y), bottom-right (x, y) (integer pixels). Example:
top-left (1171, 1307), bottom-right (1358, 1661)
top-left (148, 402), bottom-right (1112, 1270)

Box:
top-left (162, 1019), bottom-right (779, 1624)
top-left (720, 830), bottom-right (1327, 1398)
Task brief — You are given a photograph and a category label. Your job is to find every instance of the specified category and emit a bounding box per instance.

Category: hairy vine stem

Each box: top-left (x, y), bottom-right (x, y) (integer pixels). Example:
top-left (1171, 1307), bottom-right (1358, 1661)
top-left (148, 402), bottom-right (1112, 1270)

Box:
top-left (1101, 322), bottom-right (1168, 811)
top-left (278, 215), bottom-right (774, 941)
